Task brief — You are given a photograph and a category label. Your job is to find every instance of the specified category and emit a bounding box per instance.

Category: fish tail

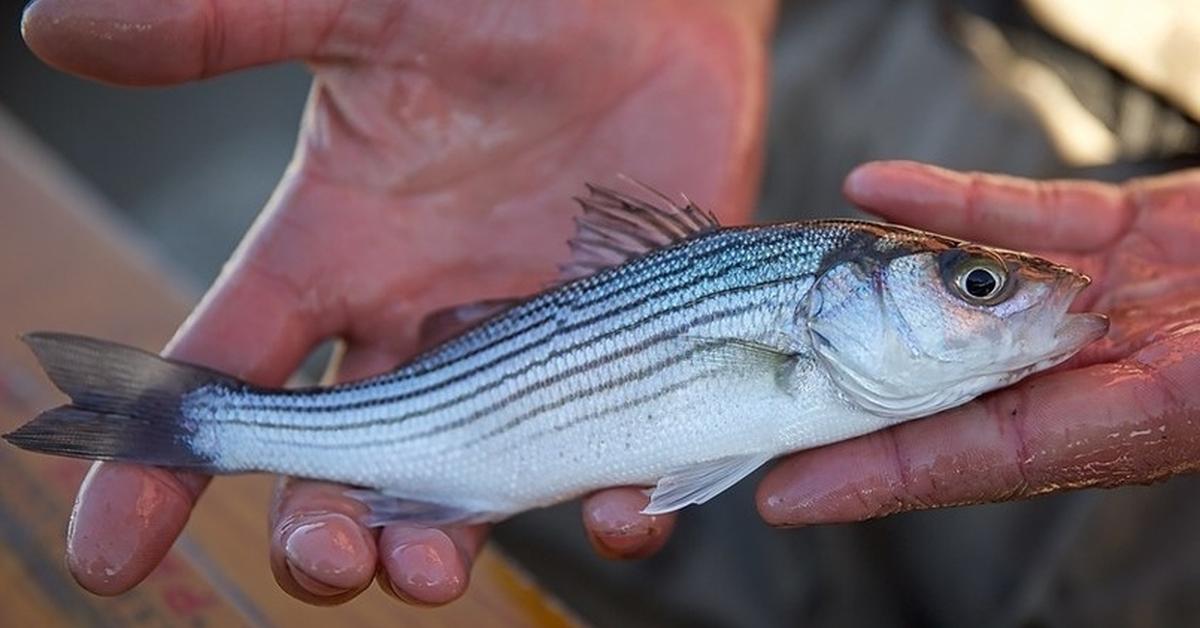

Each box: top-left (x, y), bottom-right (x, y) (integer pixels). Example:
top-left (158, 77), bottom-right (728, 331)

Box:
top-left (3, 332), bottom-right (229, 470)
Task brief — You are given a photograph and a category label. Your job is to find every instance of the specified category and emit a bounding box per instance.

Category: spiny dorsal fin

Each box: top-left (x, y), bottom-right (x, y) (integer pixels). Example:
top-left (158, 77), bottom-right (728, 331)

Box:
top-left (560, 181), bottom-right (720, 283)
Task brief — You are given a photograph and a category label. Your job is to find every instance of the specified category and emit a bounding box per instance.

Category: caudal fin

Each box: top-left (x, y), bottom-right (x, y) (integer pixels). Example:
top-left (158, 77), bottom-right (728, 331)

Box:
top-left (3, 332), bottom-right (232, 469)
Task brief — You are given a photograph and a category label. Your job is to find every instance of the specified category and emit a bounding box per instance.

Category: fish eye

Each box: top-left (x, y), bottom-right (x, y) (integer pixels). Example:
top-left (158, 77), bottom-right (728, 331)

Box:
top-left (954, 260), bottom-right (1007, 304)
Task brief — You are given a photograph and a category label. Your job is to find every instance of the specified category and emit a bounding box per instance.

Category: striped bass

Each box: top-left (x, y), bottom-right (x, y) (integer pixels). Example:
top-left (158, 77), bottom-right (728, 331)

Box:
top-left (4, 184), bottom-right (1108, 525)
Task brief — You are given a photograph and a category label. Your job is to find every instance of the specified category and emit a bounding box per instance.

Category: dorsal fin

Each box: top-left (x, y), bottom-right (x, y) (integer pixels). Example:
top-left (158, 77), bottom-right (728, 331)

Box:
top-left (560, 181), bottom-right (720, 282)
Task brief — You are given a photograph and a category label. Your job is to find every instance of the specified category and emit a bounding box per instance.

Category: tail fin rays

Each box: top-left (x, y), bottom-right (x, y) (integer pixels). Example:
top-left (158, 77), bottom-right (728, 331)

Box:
top-left (3, 332), bottom-right (231, 469)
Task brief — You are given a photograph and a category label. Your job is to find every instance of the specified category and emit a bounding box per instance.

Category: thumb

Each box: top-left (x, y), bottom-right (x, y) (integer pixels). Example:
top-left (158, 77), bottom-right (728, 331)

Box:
top-left (21, 0), bottom-right (344, 85)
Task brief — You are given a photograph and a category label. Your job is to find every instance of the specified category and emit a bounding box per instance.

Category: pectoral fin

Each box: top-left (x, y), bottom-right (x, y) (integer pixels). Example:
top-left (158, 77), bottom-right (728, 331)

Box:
top-left (682, 335), bottom-right (797, 370)
top-left (642, 454), bottom-right (772, 515)
top-left (680, 335), bottom-right (814, 395)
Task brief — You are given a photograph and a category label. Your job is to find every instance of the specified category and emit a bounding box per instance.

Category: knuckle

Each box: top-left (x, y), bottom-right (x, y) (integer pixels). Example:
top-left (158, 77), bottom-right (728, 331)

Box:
top-left (877, 430), bottom-right (932, 515)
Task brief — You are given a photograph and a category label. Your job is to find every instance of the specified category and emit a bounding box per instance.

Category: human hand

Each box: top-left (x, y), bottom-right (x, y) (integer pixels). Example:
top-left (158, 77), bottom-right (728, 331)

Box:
top-left (21, 0), bottom-right (774, 605)
top-left (758, 161), bottom-right (1200, 524)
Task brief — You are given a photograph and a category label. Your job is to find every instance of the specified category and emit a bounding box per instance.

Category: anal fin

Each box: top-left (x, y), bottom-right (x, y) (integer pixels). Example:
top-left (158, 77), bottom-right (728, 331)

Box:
top-left (642, 454), bottom-right (772, 515)
top-left (344, 488), bottom-right (501, 527)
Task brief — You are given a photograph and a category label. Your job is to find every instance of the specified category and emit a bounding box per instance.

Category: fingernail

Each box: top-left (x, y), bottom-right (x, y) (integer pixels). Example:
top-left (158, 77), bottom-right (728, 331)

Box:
top-left (383, 528), bottom-right (464, 605)
top-left (583, 489), bottom-right (672, 558)
top-left (283, 513), bottom-right (372, 596)
top-left (66, 463), bottom-right (192, 596)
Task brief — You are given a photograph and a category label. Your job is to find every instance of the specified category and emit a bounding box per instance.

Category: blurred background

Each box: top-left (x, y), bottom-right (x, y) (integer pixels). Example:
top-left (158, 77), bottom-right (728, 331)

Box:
top-left (3, 0), bottom-right (1197, 290)
top-left (2, 0), bottom-right (1198, 627)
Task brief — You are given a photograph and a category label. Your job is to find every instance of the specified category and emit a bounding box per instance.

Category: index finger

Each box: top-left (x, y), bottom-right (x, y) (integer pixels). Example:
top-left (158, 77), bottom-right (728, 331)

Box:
top-left (842, 161), bottom-right (1133, 252)
top-left (756, 333), bottom-right (1200, 525)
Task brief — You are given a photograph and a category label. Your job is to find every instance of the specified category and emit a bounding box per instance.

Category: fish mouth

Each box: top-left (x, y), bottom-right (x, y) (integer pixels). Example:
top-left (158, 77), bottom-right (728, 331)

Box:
top-left (986, 312), bottom-right (1107, 387)
top-left (1050, 312), bottom-right (1109, 355)
top-left (1004, 275), bottom-right (1106, 375)
top-left (1065, 274), bottom-right (1091, 296)
top-left (1053, 270), bottom-right (1091, 301)
top-left (1043, 270), bottom-right (1107, 358)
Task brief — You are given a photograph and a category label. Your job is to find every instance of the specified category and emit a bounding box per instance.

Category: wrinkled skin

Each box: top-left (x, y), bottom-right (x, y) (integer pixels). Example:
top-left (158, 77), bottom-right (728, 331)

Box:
top-left (20, 0), bottom-right (1200, 609)
top-left (22, 0), bottom-right (772, 605)
top-left (758, 162), bottom-right (1200, 526)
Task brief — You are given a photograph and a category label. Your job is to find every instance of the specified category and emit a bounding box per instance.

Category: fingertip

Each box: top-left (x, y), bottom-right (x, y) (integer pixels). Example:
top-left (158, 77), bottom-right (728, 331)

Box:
top-left (753, 440), bottom-right (898, 527)
top-left (378, 527), bottom-right (469, 606)
top-left (276, 512), bottom-right (376, 602)
top-left (21, 0), bottom-right (208, 86)
top-left (754, 461), bottom-right (811, 528)
top-left (582, 488), bottom-right (675, 560)
top-left (268, 479), bottom-right (379, 604)
top-left (842, 160), bottom-right (959, 211)
top-left (67, 462), bottom-right (204, 595)
top-left (841, 161), bottom-right (891, 203)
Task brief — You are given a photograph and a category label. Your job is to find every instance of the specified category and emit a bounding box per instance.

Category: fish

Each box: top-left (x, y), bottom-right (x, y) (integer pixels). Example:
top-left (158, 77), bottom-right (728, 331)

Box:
top-left (3, 184), bottom-right (1108, 526)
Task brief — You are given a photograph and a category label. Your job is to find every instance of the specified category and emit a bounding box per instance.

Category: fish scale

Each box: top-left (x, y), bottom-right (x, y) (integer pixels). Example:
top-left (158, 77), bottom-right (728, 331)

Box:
top-left (4, 185), bottom-right (1107, 525)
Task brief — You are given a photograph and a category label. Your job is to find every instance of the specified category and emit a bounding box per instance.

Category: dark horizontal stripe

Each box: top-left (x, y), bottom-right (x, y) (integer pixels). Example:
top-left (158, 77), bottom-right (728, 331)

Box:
top-left (232, 273), bottom-right (808, 451)
top-left (218, 290), bottom-right (763, 437)
top-left (457, 355), bottom-right (721, 450)
top-left (259, 229), bottom-right (754, 409)
top-left (312, 220), bottom-right (906, 416)
top-left (524, 370), bottom-right (716, 444)
top-left (384, 310), bottom-right (758, 448)
top-left (248, 332), bottom-right (726, 453)
top-left (233, 239), bottom-right (799, 421)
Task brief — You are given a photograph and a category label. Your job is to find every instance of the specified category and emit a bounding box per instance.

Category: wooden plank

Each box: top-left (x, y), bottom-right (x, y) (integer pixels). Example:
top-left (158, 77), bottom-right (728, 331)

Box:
top-left (0, 107), bottom-right (579, 628)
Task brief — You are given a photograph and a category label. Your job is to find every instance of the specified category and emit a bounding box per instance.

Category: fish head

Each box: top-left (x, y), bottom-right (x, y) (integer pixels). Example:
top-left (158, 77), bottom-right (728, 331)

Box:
top-left (806, 232), bottom-right (1107, 419)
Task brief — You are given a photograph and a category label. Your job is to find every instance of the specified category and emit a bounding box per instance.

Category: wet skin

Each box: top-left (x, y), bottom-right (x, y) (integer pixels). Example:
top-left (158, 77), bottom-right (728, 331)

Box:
top-left (20, 0), bottom-right (1200, 608)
